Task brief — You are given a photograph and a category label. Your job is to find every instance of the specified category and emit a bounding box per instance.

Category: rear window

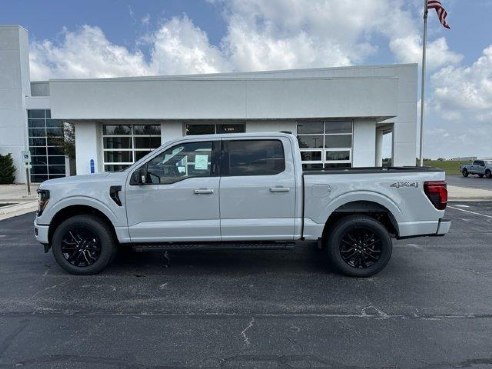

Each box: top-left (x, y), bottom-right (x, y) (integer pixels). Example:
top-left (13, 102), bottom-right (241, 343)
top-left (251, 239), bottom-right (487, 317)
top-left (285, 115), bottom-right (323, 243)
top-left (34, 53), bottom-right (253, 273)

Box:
top-left (224, 140), bottom-right (285, 176)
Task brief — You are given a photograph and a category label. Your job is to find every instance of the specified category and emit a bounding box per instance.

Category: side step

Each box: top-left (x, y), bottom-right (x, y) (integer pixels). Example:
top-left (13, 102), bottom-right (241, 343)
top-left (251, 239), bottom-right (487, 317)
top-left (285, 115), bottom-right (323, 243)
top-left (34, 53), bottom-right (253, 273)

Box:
top-left (131, 241), bottom-right (296, 252)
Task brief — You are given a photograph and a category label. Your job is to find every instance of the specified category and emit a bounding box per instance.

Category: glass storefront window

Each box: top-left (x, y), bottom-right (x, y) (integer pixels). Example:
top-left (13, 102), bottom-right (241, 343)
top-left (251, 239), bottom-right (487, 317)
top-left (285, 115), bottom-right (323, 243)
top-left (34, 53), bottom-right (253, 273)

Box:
top-left (102, 124), bottom-right (161, 172)
top-left (27, 109), bottom-right (66, 182)
top-left (297, 120), bottom-right (352, 170)
top-left (185, 123), bottom-right (245, 135)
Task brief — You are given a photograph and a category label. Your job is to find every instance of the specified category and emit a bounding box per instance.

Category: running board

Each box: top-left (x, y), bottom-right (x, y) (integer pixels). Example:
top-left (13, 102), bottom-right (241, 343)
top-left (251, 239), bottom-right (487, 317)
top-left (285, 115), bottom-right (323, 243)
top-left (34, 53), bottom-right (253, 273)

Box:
top-left (131, 241), bottom-right (296, 252)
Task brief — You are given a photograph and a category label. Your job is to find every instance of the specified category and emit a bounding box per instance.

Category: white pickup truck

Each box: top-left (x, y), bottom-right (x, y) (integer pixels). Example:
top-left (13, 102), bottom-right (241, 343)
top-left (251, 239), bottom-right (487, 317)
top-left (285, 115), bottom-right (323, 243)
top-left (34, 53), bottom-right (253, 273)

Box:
top-left (34, 132), bottom-right (450, 277)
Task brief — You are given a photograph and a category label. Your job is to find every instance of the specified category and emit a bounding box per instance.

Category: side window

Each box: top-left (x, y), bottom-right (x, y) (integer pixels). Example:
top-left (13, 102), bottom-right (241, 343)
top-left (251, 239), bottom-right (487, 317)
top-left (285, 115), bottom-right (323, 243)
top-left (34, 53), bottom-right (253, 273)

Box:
top-left (145, 141), bottom-right (214, 184)
top-left (473, 161), bottom-right (479, 166)
top-left (224, 140), bottom-right (285, 176)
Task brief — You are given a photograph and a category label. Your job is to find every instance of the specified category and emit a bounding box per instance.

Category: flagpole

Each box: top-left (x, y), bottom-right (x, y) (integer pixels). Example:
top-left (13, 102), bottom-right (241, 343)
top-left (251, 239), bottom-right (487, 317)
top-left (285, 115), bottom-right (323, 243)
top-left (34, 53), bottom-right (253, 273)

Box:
top-left (419, 0), bottom-right (428, 167)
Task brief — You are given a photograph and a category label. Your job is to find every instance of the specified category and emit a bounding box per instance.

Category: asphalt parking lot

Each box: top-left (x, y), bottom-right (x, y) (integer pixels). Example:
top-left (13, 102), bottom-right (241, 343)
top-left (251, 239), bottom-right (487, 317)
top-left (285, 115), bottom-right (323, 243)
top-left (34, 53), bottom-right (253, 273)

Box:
top-left (1, 202), bottom-right (492, 368)
top-left (447, 174), bottom-right (492, 190)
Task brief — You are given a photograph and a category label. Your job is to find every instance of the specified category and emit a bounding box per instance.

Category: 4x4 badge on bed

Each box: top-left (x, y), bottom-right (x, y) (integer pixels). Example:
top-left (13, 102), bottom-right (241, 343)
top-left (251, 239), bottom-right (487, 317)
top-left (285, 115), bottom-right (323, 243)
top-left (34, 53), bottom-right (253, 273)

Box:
top-left (390, 181), bottom-right (419, 189)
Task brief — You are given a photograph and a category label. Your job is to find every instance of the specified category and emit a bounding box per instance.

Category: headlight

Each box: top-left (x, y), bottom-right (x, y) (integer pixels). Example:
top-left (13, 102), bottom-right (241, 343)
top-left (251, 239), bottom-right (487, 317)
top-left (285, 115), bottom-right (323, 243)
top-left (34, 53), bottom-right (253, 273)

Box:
top-left (37, 189), bottom-right (50, 216)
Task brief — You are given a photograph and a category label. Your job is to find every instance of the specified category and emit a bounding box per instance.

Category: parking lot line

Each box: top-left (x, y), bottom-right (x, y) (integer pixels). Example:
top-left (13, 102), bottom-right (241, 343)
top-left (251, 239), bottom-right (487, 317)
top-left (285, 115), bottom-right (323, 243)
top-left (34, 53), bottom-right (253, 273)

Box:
top-left (448, 205), bottom-right (492, 219)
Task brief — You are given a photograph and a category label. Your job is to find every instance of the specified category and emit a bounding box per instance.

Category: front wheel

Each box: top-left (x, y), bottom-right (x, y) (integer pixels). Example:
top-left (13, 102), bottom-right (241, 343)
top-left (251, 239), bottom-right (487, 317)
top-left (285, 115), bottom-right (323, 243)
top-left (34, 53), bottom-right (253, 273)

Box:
top-left (52, 215), bottom-right (117, 275)
top-left (462, 169), bottom-right (469, 177)
top-left (325, 215), bottom-right (392, 277)
top-left (486, 170), bottom-right (491, 179)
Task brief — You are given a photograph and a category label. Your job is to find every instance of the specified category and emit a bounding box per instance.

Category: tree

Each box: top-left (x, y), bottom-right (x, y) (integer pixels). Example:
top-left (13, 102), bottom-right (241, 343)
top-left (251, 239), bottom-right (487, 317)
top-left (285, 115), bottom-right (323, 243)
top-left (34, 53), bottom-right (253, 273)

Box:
top-left (47, 122), bottom-right (75, 159)
top-left (0, 153), bottom-right (16, 184)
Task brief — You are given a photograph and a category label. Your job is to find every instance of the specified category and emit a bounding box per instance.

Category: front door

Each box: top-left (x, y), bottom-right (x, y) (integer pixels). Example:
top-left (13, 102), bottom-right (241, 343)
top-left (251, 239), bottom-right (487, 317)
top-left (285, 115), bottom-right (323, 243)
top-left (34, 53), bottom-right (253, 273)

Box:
top-left (219, 138), bottom-right (297, 241)
top-left (125, 140), bottom-right (220, 242)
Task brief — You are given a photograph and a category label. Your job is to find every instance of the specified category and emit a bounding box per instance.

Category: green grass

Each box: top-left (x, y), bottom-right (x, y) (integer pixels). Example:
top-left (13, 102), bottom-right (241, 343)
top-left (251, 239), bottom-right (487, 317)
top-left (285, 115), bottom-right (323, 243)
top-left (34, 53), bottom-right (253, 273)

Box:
top-left (423, 160), bottom-right (468, 175)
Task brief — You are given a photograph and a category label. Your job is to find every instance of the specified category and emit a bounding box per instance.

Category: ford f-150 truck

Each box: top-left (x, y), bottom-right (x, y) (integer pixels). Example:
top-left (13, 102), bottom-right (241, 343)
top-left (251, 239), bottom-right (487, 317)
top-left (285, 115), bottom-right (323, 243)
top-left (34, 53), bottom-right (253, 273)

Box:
top-left (460, 160), bottom-right (492, 178)
top-left (34, 132), bottom-right (450, 277)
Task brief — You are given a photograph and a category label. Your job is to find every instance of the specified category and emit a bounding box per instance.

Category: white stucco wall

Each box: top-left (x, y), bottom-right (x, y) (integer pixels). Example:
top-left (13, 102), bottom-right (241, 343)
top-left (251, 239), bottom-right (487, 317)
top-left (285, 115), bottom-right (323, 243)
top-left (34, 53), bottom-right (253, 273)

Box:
top-left (74, 122), bottom-right (100, 175)
top-left (161, 122), bottom-right (183, 144)
top-left (352, 120), bottom-right (377, 167)
top-left (0, 26), bottom-right (30, 183)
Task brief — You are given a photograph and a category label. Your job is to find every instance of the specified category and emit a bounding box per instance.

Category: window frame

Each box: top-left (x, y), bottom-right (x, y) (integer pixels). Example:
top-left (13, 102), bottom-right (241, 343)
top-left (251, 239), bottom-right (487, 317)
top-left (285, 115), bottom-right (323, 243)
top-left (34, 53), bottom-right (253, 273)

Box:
top-left (184, 122), bottom-right (246, 136)
top-left (220, 139), bottom-right (286, 177)
top-left (130, 140), bottom-right (220, 186)
top-left (297, 120), bottom-right (353, 170)
top-left (27, 109), bottom-right (66, 182)
top-left (102, 123), bottom-right (161, 172)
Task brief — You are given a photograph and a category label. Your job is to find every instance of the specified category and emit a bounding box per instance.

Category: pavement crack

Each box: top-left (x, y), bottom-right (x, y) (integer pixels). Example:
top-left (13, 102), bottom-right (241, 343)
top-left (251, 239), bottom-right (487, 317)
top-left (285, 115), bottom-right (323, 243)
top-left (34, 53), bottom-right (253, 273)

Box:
top-left (240, 317), bottom-right (255, 346)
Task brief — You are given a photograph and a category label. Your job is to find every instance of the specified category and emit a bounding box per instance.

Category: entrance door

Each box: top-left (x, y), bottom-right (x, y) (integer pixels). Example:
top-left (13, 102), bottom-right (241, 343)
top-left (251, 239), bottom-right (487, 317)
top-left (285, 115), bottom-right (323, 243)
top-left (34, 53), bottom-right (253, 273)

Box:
top-left (125, 140), bottom-right (221, 242)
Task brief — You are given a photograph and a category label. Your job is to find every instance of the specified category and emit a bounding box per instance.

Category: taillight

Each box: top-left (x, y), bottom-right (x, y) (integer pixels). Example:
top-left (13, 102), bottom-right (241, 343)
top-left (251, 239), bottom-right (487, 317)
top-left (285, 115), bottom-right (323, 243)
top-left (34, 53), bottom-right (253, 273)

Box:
top-left (424, 181), bottom-right (447, 210)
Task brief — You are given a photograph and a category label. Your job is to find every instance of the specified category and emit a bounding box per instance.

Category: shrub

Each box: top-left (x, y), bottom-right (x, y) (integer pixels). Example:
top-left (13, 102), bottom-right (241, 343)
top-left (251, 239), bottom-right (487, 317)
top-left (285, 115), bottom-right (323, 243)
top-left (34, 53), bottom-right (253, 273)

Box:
top-left (0, 153), bottom-right (16, 184)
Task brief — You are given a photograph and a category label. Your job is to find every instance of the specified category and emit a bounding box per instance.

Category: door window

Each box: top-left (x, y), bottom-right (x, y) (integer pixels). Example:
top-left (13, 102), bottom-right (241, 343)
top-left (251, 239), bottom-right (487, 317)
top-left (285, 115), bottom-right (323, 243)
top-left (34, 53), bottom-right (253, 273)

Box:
top-left (223, 140), bottom-right (285, 176)
top-left (144, 141), bottom-right (215, 184)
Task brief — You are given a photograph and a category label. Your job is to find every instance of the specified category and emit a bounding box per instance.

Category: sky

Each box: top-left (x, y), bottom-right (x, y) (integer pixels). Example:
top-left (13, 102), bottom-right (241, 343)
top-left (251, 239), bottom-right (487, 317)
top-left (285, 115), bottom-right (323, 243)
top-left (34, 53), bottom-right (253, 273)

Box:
top-left (2, 0), bottom-right (491, 160)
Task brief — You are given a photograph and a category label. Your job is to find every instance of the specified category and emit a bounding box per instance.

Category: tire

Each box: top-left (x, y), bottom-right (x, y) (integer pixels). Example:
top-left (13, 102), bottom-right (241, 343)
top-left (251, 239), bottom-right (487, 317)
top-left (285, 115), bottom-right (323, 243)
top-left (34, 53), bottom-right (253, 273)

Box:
top-left (479, 174), bottom-right (484, 178)
top-left (325, 215), bottom-right (392, 277)
top-left (486, 170), bottom-right (492, 179)
top-left (52, 215), bottom-right (117, 275)
top-left (462, 169), bottom-right (469, 177)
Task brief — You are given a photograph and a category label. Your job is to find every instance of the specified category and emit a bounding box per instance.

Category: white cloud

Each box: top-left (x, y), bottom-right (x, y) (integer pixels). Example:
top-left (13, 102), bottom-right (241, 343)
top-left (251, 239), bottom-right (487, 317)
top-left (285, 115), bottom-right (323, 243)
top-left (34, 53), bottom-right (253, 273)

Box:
top-left (389, 35), bottom-right (462, 71)
top-left (149, 16), bottom-right (230, 75)
top-left (431, 45), bottom-right (492, 114)
top-left (29, 0), bottom-right (464, 80)
top-left (29, 26), bottom-right (150, 80)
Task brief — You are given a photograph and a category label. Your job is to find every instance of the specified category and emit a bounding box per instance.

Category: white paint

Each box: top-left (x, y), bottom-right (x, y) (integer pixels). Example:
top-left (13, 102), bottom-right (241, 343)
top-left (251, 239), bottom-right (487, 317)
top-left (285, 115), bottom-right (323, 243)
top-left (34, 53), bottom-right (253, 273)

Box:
top-left (352, 120), bottom-right (376, 167)
top-left (454, 204), bottom-right (470, 208)
top-left (448, 205), bottom-right (492, 219)
top-left (0, 26), bottom-right (31, 183)
top-left (375, 129), bottom-right (384, 166)
top-left (74, 121), bottom-right (100, 175)
top-left (50, 77), bottom-right (399, 121)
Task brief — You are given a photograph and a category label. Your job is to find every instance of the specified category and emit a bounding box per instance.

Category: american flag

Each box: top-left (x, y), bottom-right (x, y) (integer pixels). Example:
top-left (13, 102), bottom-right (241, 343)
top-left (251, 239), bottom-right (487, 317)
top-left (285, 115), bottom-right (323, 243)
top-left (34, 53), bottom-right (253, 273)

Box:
top-left (427, 0), bottom-right (450, 29)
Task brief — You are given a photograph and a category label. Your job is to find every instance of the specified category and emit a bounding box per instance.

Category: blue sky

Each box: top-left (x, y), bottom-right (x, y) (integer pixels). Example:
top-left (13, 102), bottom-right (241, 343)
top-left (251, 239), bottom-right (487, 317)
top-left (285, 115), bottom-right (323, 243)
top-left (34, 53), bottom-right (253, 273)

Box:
top-left (2, 0), bottom-right (492, 159)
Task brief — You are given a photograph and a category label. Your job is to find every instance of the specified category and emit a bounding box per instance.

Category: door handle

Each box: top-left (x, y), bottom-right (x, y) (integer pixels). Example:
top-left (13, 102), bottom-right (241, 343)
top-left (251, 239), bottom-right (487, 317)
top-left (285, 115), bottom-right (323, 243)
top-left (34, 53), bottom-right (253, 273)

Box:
top-left (269, 186), bottom-right (290, 193)
top-left (194, 188), bottom-right (214, 195)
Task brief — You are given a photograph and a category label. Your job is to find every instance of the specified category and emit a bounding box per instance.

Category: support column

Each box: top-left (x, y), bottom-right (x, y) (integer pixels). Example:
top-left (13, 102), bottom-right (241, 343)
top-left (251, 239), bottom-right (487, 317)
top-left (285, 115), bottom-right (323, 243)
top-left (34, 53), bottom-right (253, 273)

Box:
top-left (375, 129), bottom-right (384, 167)
top-left (74, 121), bottom-right (100, 175)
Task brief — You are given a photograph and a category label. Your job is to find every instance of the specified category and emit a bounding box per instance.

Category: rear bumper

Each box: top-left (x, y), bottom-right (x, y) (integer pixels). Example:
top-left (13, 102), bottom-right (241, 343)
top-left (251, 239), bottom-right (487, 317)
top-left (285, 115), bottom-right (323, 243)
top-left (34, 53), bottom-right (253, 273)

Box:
top-left (436, 218), bottom-right (451, 235)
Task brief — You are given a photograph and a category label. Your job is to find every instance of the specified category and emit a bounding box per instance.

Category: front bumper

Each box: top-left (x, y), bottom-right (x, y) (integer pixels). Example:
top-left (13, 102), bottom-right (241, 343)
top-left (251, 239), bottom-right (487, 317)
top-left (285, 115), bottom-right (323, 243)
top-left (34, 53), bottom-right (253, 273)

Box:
top-left (34, 219), bottom-right (49, 245)
top-left (436, 218), bottom-right (451, 235)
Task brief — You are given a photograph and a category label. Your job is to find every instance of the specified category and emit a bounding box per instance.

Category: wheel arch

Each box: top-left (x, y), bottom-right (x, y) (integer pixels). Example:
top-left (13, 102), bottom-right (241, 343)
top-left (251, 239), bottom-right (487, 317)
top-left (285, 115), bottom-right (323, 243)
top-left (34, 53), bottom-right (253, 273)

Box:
top-left (48, 205), bottom-right (118, 246)
top-left (320, 200), bottom-right (399, 247)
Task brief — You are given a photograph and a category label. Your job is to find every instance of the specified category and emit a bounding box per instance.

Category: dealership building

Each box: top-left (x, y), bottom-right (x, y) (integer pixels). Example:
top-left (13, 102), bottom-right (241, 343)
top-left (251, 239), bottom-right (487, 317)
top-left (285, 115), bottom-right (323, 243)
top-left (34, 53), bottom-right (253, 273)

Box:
top-left (1, 26), bottom-right (418, 183)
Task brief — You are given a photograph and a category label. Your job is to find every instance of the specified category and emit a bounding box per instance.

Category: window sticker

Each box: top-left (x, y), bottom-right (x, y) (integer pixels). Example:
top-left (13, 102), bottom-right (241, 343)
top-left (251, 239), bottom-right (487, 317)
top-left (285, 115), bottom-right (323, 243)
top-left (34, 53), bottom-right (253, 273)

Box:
top-left (194, 154), bottom-right (209, 170)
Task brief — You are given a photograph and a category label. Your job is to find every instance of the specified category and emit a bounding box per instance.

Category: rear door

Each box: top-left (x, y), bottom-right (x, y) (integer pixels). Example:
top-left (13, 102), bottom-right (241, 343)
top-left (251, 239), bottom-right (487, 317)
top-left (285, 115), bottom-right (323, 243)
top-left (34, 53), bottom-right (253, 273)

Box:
top-left (219, 138), bottom-right (297, 241)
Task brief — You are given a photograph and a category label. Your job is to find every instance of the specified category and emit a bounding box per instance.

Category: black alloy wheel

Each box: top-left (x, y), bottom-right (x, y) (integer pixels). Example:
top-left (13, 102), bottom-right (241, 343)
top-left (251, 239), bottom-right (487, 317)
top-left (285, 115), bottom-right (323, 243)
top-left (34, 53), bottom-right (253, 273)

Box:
top-left (326, 215), bottom-right (392, 277)
top-left (462, 169), bottom-right (469, 177)
top-left (339, 228), bottom-right (382, 269)
top-left (52, 215), bottom-right (116, 275)
top-left (60, 228), bottom-right (102, 267)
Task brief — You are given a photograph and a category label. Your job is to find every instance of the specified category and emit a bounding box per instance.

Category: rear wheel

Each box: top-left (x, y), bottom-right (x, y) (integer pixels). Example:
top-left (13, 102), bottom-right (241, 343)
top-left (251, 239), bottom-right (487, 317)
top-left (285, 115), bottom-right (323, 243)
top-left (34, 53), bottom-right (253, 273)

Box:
top-left (462, 169), bottom-right (469, 177)
top-left (486, 170), bottom-right (491, 179)
top-left (52, 215), bottom-right (116, 275)
top-left (325, 215), bottom-right (392, 277)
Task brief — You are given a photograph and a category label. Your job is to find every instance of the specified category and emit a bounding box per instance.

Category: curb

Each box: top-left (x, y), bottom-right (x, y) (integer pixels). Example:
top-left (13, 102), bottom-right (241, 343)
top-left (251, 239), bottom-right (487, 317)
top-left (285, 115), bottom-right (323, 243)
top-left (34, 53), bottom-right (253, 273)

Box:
top-left (0, 201), bottom-right (37, 221)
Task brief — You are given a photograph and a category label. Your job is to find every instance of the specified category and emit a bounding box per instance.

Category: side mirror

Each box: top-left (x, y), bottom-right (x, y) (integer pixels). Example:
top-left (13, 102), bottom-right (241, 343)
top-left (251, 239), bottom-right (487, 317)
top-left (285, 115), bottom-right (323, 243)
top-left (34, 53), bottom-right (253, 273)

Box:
top-left (130, 166), bottom-right (147, 185)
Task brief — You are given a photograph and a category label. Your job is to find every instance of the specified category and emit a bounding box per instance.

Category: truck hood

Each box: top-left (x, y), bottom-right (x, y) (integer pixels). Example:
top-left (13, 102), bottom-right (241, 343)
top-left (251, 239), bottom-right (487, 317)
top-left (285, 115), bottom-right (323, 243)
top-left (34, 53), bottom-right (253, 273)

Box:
top-left (39, 172), bottom-right (128, 190)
